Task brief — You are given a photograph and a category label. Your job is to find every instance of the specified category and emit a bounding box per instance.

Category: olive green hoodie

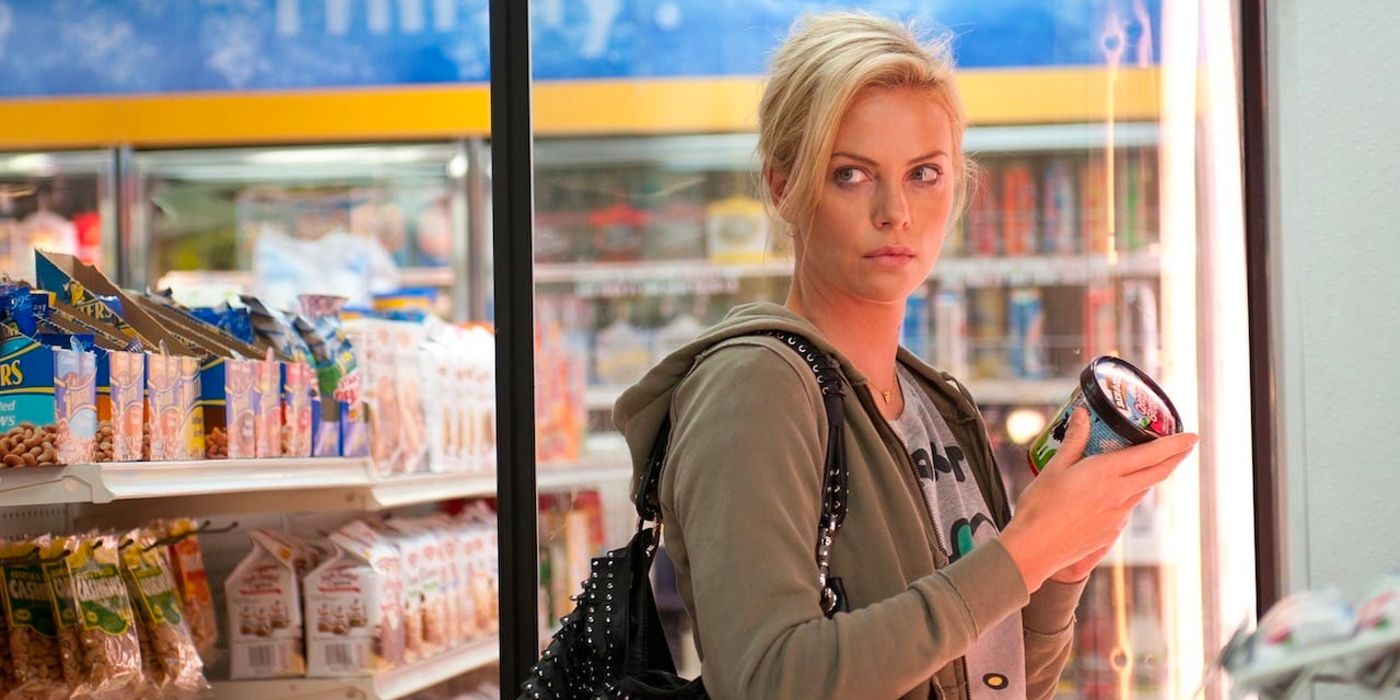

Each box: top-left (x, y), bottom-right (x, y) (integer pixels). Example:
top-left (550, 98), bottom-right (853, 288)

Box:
top-left (615, 303), bottom-right (1087, 700)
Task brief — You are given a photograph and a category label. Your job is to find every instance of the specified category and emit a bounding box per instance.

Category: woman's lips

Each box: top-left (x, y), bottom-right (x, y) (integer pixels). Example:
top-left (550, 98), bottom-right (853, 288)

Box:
top-left (864, 246), bottom-right (916, 267)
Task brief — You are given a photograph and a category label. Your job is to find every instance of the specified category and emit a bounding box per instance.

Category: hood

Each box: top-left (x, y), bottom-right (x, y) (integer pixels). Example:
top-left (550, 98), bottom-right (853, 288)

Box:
top-left (613, 302), bottom-right (980, 496)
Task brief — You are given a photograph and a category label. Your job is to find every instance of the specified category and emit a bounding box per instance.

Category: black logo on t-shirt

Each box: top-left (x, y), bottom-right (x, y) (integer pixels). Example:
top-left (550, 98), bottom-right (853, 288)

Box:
top-left (911, 445), bottom-right (969, 483)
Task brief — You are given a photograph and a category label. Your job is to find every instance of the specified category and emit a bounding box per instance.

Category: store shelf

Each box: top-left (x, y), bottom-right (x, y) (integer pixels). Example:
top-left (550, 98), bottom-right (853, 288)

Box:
top-left (930, 251), bottom-right (1160, 287)
top-left (363, 470), bottom-right (497, 510)
top-left (536, 251), bottom-right (1159, 296)
top-left (212, 636), bottom-right (500, 700)
top-left (532, 123), bottom-right (1160, 170)
top-left (157, 266), bottom-right (455, 293)
top-left (965, 378), bottom-right (1079, 406)
top-left (0, 459), bottom-right (495, 512)
top-left (538, 464), bottom-right (634, 492)
top-left (587, 378), bottom-right (1078, 412)
top-left (536, 259), bottom-right (792, 284)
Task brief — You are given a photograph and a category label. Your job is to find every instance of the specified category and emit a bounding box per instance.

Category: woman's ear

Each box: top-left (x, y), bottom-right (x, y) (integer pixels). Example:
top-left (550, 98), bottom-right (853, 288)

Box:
top-left (765, 169), bottom-right (788, 206)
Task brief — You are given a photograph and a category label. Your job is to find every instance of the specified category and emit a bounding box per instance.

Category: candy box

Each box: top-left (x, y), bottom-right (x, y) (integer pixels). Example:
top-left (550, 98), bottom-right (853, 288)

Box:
top-left (0, 335), bottom-right (97, 466)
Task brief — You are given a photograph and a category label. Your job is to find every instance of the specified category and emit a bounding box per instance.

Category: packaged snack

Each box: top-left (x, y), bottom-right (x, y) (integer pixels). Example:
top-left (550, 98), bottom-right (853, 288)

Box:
top-left (331, 522), bottom-right (406, 669)
top-left (152, 520), bottom-right (217, 664)
top-left (66, 536), bottom-right (143, 700)
top-left (0, 334), bottom-right (98, 467)
top-left (298, 295), bottom-right (367, 458)
top-left (393, 323), bottom-right (428, 474)
top-left (37, 538), bottom-right (81, 690)
top-left (281, 361), bottom-right (315, 458)
top-left (430, 516), bottom-right (468, 646)
top-left (385, 519), bottom-right (447, 656)
top-left (117, 530), bottom-right (209, 699)
top-left (419, 329), bottom-right (452, 473)
top-left (0, 538), bottom-right (68, 698)
top-left (253, 355), bottom-right (283, 459)
top-left (225, 530), bottom-right (305, 679)
top-left (347, 319), bottom-right (401, 475)
top-left (374, 527), bottom-right (424, 663)
top-left (304, 523), bottom-right (411, 677)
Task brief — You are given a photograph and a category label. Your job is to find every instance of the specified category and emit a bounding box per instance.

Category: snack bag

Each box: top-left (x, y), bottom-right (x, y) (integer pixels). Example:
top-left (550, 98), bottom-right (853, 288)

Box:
top-left (153, 520), bottom-right (218, 664)
top-left (0, 538), bottom-right (68, 699)
top-left (117, 530), bottom-right (210, 699)
top-left (38, 537), bottom-right (81, 691)
top-left (65, 536), bottom-right (143, 699)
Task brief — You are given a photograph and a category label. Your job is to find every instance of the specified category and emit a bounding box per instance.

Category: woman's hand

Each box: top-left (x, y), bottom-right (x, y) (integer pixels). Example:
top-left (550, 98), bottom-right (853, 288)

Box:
top-left (1000, 407), bottom-right (1198, 593)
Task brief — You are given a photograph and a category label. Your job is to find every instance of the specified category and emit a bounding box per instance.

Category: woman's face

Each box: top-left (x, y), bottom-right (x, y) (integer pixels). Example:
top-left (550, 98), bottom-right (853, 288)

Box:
top-left (792, 85), bottom-right (957, 306)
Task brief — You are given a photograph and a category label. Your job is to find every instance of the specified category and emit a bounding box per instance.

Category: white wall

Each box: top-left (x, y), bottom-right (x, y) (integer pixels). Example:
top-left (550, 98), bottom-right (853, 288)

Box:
top-left (1270, 0), bottom-right (1400, 697)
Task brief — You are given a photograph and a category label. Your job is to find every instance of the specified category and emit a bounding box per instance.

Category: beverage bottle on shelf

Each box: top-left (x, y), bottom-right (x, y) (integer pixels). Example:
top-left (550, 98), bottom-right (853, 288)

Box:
top-left (534, 176), bottom-right (583, 264)
top-left (932, 289), bottom-right (969, 377)
top-left (1119, 280), bottom-right (1162, 378)
top-left (591, 300), bottom-right (653, 388)
top-left (901, 290), bottom-right (931, 360)
top-left (1082, 285), bottom-right (1118, 360)
top-left (968, 288), bottom-right (1007, 379)
top-left (643, 171), bottom-right (707, 261)
top-left (1008, 288), bottom-right (1048, 379)
top-left (1041, 158), bottom-right (1078, 254)
top-left (1116, 151), bottom-right (1153, 253)
top-left (1001, 161), bottom-right (1038, 256)
top-left (1129, 568), bottom-right (1171, 698)
top-left (589, 187), bottom-right (649, 263)
top-left (968, 166), bottom-right (1001, 257)
top-left (946, 210), bottom-right (967, 257)
top-left (650, 297), bottom-right (705, 367)
top-left (1081, 157), bottom-right (1112, 254)
top-left (705, 173), bottom-right (770, 265)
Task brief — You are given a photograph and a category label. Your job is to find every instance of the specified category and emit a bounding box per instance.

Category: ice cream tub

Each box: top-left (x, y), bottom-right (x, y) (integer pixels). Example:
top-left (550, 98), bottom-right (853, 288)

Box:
top-left (1027, 355), bottom-right (1182, 474)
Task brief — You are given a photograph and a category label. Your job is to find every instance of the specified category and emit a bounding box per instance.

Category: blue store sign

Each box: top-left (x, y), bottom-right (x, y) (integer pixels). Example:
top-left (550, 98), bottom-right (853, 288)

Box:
top-left (0, 0), bottom-right (1160, 98)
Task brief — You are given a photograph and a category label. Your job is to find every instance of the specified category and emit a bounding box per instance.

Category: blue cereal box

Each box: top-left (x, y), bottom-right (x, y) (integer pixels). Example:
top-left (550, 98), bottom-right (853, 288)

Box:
top-left (0, 337), bottom-right (98, 466)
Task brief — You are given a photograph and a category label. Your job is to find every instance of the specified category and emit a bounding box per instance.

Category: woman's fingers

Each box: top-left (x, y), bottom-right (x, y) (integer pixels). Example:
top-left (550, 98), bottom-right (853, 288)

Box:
top-left (1107, 433), bottom-right (1199, 477)
top-left (1117, 450), bottom-right (1194, 497)
top-left (1044, 408), bottom-right (1090, 473)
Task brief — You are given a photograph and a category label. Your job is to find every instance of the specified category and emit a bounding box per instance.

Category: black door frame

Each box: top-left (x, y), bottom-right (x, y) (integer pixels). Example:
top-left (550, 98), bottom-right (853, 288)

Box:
top-left (491, 0), bottom-right (539, 693)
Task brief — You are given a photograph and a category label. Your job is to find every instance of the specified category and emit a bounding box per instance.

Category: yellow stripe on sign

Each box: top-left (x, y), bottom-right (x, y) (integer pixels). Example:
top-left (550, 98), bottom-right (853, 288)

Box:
top-left (0, 85), bottom-right (492, 149)
top-left (0, 67), bottom-right (1158, 148)
top-left (0, 388), bottom-right (56, 396)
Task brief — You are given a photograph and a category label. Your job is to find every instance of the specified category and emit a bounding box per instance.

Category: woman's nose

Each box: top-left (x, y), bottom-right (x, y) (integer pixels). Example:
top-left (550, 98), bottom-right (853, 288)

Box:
top-left (874, 183), bottom-right (912, 230)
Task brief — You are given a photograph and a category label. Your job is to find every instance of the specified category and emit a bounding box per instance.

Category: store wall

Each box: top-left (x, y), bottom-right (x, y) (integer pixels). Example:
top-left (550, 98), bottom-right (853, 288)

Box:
top-left (1270, 0), bottom-right (1400, 696)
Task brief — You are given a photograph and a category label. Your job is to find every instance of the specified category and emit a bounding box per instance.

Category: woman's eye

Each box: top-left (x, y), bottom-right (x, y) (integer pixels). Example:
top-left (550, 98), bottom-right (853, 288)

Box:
top-left (834, 167), bottom-right (869, 184)
top-left (912, 165), bottom-right (942, 183)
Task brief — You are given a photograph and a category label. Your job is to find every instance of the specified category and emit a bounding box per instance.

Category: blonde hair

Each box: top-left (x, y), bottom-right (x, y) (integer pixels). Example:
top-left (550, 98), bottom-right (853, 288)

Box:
top-left (757, 12), bottom-right (971, 233)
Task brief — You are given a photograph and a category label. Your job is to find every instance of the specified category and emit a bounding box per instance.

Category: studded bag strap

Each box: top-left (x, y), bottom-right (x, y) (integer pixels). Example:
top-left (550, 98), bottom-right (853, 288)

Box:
top-left (633, 330), bottom-right (850, 617)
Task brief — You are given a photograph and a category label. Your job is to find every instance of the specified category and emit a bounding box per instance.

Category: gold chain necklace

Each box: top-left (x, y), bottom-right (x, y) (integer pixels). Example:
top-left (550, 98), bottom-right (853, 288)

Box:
top-left (870, 374), bottom-right (901, 405)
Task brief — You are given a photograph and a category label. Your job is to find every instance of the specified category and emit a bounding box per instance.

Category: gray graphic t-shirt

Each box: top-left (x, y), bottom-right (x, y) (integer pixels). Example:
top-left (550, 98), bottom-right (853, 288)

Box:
top-left (887, 365), bottom-right (1026, 699)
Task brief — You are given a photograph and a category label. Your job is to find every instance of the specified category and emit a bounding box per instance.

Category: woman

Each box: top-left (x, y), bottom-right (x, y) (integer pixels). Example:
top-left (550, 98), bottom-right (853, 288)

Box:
top-left (615, 12), bottom-right (1198, 700)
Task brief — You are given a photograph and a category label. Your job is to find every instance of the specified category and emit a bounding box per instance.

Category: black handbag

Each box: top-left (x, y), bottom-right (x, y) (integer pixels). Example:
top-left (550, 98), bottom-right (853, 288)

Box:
top-left (519, 331), bottom-right (851, 700)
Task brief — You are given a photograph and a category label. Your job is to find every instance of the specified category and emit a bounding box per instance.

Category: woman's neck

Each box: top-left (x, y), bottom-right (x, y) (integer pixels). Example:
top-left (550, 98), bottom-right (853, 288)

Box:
top-left (784, 275), bottom-right (904, 412)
